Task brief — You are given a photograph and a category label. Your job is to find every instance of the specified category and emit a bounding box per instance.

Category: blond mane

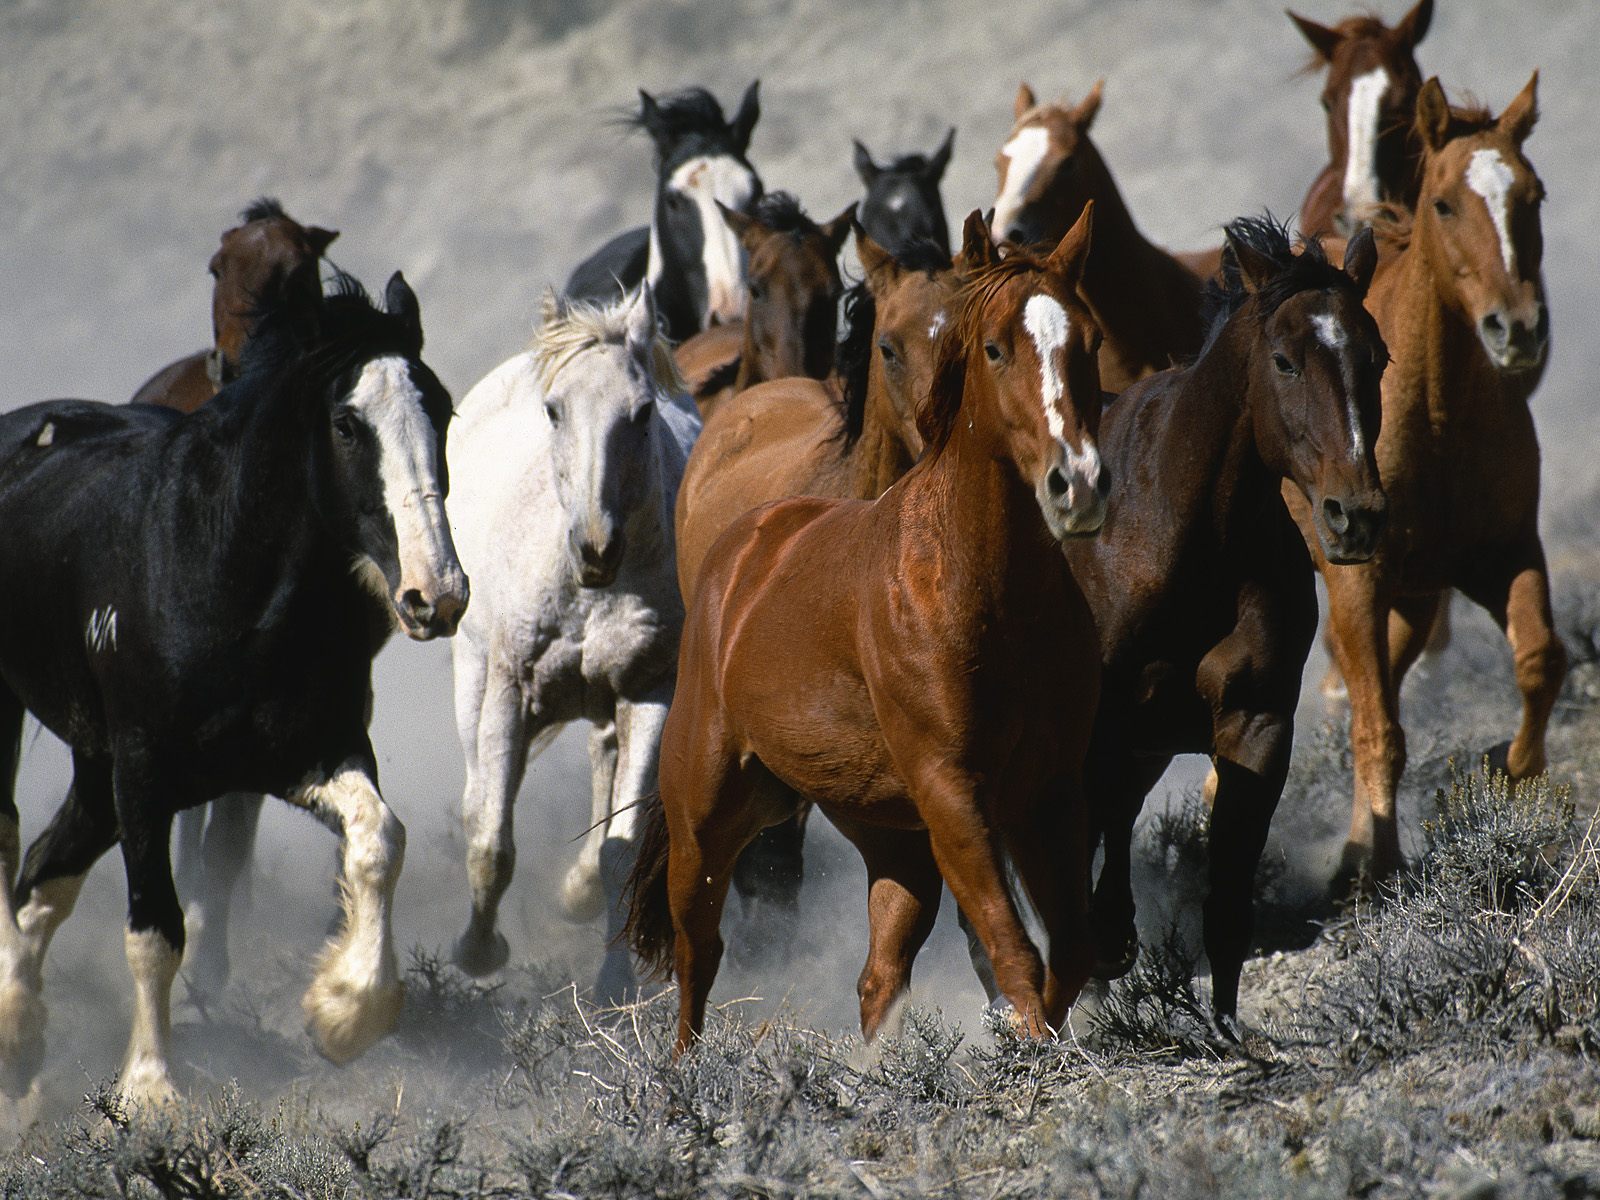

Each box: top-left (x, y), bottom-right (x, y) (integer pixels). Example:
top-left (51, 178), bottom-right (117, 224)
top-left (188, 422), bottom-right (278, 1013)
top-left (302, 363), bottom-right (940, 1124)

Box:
top-left (527, 288), bottom-right (685, 396)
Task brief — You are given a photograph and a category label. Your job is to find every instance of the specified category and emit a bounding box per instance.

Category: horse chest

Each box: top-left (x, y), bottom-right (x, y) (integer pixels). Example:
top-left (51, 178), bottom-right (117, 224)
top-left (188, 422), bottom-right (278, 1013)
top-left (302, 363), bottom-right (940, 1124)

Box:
top-left (521, 590), bottom-right (676, 713)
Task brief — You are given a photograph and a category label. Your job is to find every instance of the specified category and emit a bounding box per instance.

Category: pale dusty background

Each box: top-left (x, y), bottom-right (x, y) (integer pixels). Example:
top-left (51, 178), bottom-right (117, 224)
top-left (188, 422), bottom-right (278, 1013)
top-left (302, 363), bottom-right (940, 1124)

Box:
top-left (0, 0), bottom-right (1592, 1125)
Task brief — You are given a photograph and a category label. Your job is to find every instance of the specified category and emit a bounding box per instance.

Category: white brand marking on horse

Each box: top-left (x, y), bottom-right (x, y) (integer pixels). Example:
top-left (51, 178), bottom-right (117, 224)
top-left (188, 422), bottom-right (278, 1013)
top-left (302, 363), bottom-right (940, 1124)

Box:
top-left (664, 154), bottom-right (758, 326)
top-left (1343, 67), bottom-right (1390, 213)
top-left (35, 422), bottom-right (53, 447)
top-left (1023, 293), bottom-right (1069, 441)
top-left (992, 125), bottom-right (1050, 239)
top-left (85, 606), bottom-right (117, 654)
top-left (1466, 148), bottom-right (1518, 275)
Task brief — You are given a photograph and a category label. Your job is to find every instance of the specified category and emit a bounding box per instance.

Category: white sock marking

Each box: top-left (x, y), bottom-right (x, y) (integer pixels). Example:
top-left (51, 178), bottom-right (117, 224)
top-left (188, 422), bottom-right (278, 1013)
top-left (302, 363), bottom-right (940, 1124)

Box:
top-left (1466, 148), bottom-right (1518, 275)
top-left (992, 125), bottom-right (1050, 240)
top-left (1343, 68), bottom-right (1391, 214)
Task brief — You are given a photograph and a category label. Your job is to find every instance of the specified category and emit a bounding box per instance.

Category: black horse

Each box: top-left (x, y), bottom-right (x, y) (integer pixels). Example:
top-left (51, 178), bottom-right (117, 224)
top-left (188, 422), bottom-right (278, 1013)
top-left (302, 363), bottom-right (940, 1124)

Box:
top-left (0, 272), bottom-right (467, 1105)
top-left (852, 128), bottom-right (955, 255)
top-left (565, 82), bottom-right (763, 342)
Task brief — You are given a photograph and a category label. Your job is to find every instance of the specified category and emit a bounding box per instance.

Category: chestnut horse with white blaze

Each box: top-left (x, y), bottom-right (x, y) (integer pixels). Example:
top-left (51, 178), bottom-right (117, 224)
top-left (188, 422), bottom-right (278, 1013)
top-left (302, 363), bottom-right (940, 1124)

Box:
top-left (627, 208), bottom-right (1108, 1051)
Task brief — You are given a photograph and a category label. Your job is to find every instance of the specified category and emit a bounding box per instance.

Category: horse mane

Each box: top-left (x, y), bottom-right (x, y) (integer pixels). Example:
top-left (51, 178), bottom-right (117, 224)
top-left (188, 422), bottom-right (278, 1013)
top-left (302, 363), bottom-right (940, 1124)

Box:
top-left (749, 191), bottom-right (815, 239)
top-left (1294, 14), bottom-right (1399, 75)
top-left (875, 151), bottom-right (936, 176)
top-left (624, 86), bottom-right (732, 140)
top-left (528, 288), bottom-right (685, 397)
top-left (239, 196), bottom-right (289, 224)
top-left (1201, 214), bottom-right (1351, 354)
top-left (232, 270), bottom-right (415, 392)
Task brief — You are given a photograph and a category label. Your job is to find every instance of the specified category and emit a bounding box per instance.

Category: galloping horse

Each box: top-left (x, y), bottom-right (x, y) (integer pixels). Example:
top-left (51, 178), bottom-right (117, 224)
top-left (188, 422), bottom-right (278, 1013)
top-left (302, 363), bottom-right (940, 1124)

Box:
top-left (853, 128), bottom-right (955, 254)
top-left (1289, 0), bottom-right (1432, 238)
top-left (990, 82), bottom-right (1207, 391)
top-left (448, 287), bottom-right (699, 1002)
top-left (130, 198), bottom-right (338, 412)
top-left (0, 273), bottom-right (466, 1105)
top-left (673, 192), bottom-right (853, 423)
top-left (1043, 218), bottom-right (1389, 1026)
top-left (565, 83), bottom-right (762, 342)
top-left (627, 208), bottom-right (1108, 1052)
top-left (1292, 75), bottom-right (1560, 886)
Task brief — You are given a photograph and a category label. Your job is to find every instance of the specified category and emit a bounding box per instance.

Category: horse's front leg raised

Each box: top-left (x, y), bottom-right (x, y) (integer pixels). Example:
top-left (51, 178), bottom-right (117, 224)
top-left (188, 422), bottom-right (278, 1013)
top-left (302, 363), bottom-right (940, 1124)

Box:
top-left (288, 754), bottom-right (405, 1065)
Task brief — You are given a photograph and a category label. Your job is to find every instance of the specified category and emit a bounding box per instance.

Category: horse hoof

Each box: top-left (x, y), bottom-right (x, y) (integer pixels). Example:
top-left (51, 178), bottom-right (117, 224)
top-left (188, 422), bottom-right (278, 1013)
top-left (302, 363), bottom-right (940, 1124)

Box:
top-left (559, 863), bottom-right (605, 924)
top-left (1483, 740), bottom-right (1514, 776)
top-left (115, 1059), bottom-right (180, 1111)
top-left (452, 930), bottom-right (510, 978)
top-left (593, 956), bottom-right (638, 1009)
top-left (1092, 937), bottom-right (1139, 982)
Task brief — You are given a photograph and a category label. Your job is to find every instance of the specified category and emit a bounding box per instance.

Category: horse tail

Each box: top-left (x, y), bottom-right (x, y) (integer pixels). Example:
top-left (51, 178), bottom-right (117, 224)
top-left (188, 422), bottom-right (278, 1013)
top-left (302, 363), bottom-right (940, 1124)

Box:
top-left (620, 788), bottom-right (675, 979)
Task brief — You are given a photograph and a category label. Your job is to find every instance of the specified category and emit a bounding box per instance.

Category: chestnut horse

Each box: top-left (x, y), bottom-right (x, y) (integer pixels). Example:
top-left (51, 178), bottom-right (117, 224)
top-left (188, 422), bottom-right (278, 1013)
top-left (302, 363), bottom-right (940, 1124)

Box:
top-left (671, 222), bottom-right (965, 924)
top-left (627, 209), bottom-right (1107, 1050)
top-left (1290, 0), bottom-right (1432, 239)
top-left (1290, 75), bottom-right (1559, 885)
top-left (1044, 219), bottom-right (1388, 1026)
top-left (989, 82), bottom-right (1208, 392)
top-left (673, 192), bottom-right (853, 423)
top-left (130, 199), bottom-right (338, 412)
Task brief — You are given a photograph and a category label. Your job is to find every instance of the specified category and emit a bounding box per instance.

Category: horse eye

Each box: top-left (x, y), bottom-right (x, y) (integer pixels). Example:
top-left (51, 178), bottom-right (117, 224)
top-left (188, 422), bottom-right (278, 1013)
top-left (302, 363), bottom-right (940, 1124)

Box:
top-left (985, 341), bottom-right (1003, 363)
top-left (544, 402), bottom-right (560, 426)
top-left (1272, 352), bottom-right (1298, 376)
top-left (1433, 199), bottom-right (1453, 218)
top-left (877, 338), bottom-right (899, 364)
top-left (333, 413), bottom-right (359, 442)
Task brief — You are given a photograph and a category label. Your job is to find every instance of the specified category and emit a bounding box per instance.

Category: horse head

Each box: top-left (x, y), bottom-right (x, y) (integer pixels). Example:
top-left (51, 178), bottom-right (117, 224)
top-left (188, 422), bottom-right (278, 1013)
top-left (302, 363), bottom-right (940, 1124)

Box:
top-left (990, 80), bottom-right (1103, 251)
top-left (853, 127), bottom-right (955, 255)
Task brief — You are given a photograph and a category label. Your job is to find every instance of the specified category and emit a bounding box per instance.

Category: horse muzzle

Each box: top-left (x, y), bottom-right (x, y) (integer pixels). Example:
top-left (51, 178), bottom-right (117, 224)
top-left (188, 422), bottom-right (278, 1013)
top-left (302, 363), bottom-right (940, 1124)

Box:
top-left (1039, 446), bottom-right (1109, 541)
top-left (1318, 492), bottom-right (1387, 564)
top-left (1478, 302), bottom-right (1549, 373)
top-left (394, 574), bottom-right (469, 640)
top-left (573, 531), bottom-right (626, 590)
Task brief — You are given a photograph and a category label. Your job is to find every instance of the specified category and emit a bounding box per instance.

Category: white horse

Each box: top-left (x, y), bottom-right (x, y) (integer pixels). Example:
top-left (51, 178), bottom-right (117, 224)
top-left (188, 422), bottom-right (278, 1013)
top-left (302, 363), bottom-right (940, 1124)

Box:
top-left (448, 285), bottom-right (699, 1001)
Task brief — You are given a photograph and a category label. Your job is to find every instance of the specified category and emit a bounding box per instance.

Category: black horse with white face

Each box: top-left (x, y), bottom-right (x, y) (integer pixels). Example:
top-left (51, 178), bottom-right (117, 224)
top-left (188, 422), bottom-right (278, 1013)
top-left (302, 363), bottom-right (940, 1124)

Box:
top-left (0, 272), bottom-right (467, 1105)
top-left (852, 127), bottom-right (955, 255)
top-left (565, 82), bottom-right (763, 342)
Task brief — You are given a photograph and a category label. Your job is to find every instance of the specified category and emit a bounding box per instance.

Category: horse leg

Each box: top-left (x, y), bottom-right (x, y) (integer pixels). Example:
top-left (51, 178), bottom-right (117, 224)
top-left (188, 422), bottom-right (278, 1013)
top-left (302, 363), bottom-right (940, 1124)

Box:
top-left (183, 791), bottom-right (264, 1002)
top-left (829, 816), bottom-right (943, 1040)
top-left (1203, 754), bottom-right (1288, 1027)
top-left (561, 723), bottom-right (616, 925)
top-left (1004, 781), bottom-right (1095, 1030)
top-left (594, 688), bottom-right (670, 1006)
top-left (453, 664), bottom-right (529, 977)
top-left (0, 752), bottom-right (117, 1098)
top-left (109, 747), bottom-right (186, 1107)
top-left (1460, 545), bottom-right (1566, 781)
top-left (731, 808), bottom-right (808, 921)
top-left (288, 753), bottom-right (406, 1065)
top-left (173, 805), bottom-right (204, 900)
top-left (1088, 754), bottom-right (1169, 980)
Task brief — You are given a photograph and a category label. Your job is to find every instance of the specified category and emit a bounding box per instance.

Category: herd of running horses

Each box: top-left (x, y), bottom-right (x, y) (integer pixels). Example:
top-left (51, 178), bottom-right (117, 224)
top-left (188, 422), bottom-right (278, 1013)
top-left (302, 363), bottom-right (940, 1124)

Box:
top-left (0, 0), bottom-right (1561, 1102)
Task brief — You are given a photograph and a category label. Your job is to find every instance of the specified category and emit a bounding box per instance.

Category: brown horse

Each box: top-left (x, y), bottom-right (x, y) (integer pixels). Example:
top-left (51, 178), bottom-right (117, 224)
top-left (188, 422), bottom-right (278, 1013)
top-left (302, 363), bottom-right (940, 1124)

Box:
top-left (1040, 218), bottom-right (1388, 1026)
top-left (989, 81), bottom-right (1208, 391)
top-left (130, 199), bottom-right (338, 412)
top-left (627, 208), bottom-right (1107, 1051)
top-left (1288, 75), bottom-right (1559, 885)
top-left (673, 193), bottom-right (853, 423)
top-left (1290, 0), bottom-right (1432, 239)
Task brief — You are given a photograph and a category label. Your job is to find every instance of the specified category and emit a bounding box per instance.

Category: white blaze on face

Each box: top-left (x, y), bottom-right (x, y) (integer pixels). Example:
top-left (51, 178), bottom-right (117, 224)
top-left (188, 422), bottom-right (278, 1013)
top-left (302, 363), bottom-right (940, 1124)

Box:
top-left (928, 310), bottom-right (947, 343)
top-left (992, 125), bottom-right (1050, 240)
top-left (1312, 312), bottom-right (1365, 460)
top-left (1466, 148), bottom-right (1518, 275)
top-left (1343, 67), bottom-right (1391, 214)
top-left (1024, 292), bottom-right (1102, 501)
top-left (349, 357), bottom-right (463, 615)
top-left (662, 154), bottom-right (758, 326)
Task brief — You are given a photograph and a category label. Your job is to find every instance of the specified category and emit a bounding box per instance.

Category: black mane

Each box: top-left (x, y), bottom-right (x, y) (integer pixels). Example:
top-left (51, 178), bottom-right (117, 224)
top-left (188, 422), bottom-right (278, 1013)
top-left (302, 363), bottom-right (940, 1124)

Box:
top-left (239, 196), bottom-right (288, 224)
top-left (626, 86), bottom-right (733, 141)
top-left (236, 270), bottom-right (420, 398)
top-left (1201, 214), bottom-right (1351, 353)
top-left (875, 152), bottom-right (936, 176)
top-left (750, 191), bottom-right (813, 237)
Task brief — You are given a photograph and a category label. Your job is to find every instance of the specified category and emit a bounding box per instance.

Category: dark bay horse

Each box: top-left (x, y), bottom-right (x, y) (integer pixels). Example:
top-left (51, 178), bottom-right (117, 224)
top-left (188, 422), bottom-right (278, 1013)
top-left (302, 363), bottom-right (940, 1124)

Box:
top-left (565, 83), bottom-right (763, 342)
top-left (673, 192), bottom-right (853, 423)
top-left (0, 273), bottom-right (467, 1105)
top-left (130, 198), bottom-right (338, 412)
top-left (853, 127), bottom-right (955, 254)
top-left (1046, 219), bottom-right (1389, 1026)
top-left (1290, 0), bottom-right (1432, 239)
top-left (627, 208), bottom-right (1108, 1051)
top-left (1291, 75), bottom-right (1560, 886)
top-left (990, 82), bottom-right (1207, 392)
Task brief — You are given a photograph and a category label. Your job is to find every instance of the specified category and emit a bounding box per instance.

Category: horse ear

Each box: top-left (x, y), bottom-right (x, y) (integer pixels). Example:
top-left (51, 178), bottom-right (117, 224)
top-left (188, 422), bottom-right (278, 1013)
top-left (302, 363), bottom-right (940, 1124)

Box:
top-left (384, 271), bottom-right (422, 349)
top-left (854, 218), bottom-right (899, 287)
top-left (1395, 0), bottom-right (1433, 47)
top-left (853, 139), bottom-right (880, 185)
top-left (1342, 225), bottom-right (1379, 299)
top-left (625, 284), bottom-right (658, 352)
top-left (958, 209), bottom-right (1000, 271)
top-left (1014, 82), bottom-right (1037, 120)
top-left (1498, 71), bottom-right (1539, 146)
top-left (637, 89), bottom-right (669, 145)
top-left (823, 203), bottom-right (857, 257)
top-left (1046, 199), bottom-right (1094, 287)
top-left (927, 127), bottom-right (956, 182)
top-left (1414, 76), bottom-right (1452, 153)
top-left (1223, 228), bottom-right (1277, 295)
top-left (731, 79), bottom-right (761, 154)
top-left (1070, 79), bottom-right (1104, 130)
top-left (1287, 10), bottom-right (1342, 62)
top-left (717, 200), bottom-right (756, 242)
top-left (539, 288), bottom-right (564, 327)
top-left (306, 226), bottom-right (339, 257)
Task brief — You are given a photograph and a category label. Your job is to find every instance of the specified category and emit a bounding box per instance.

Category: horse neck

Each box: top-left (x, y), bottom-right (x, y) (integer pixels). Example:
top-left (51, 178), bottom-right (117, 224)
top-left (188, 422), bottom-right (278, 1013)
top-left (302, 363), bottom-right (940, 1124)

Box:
top-left (1176, 322), bottom-right (1276, 505)
top-left (645, 222), bottom-right (701, 342)
top-left (847, 356), bottom-right (918, 498)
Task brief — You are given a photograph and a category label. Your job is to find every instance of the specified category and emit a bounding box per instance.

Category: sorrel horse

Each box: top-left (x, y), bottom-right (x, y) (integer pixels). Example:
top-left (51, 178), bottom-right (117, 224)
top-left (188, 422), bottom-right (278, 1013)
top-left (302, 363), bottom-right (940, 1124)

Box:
top-left (626, 207), bottom-right (1108, 1051)
top-left (0, 273), bottom-right (466, 1105)
top-left (1025, 218), bottom-right (1388, 1026)
top-left (853, 127), bottom-right (955, 254)
top-left (671, 223), bottom-right (966, 930)
top-left (130, 198), bottom-right (338, 412)
top-left (1289, 0), bottom-right (1432, 238)
top-left (447, 287), bottom-right (699, 1002)
top-left (673, 192), bottom-right (853, 423)
top-left (565, 83), bottom-right (763, 342)
top-left (1291, 75), bottom-right (1560, 886)
top-left (990, 81), bottom-right (1207, 392)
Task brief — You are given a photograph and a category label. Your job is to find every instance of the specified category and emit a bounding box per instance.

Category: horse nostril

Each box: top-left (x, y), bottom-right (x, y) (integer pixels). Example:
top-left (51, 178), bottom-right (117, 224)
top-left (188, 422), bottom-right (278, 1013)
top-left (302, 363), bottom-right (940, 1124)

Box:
top-left (399, 588), bottom-right (435, 624)
top-left (1481, 312), bottom-right (1506, 340)
top-left (1046, 466), bottom-right (1069, 499)
top-left (1322, 497), bottom-right (1350, 534)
